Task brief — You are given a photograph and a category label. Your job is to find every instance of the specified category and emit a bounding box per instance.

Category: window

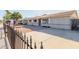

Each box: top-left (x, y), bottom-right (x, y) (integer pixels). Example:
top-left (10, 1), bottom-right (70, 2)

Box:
top-left (33, 19), bottom-right (37, 22)
top-left (42, 19), bottom-right (48, 24)
top-left (29, 20), bottom-right (32, 22)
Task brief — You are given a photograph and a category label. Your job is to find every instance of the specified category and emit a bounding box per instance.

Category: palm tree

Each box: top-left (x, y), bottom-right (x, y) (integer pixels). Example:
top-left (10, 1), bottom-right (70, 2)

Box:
top-left (3, 10), bottom-right (12, 21)
top-left (3, 10), bottom-right (22, 24)
top-left (11, 11), bottom-right (22, 24)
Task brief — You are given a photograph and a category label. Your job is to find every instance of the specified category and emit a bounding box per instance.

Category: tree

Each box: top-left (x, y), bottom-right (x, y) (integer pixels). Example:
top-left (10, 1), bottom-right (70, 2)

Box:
top-left (3, 10), bottom-right (12, 21)
top-left (3, 10), bottom-right (22, 24)
top-left (11, 12), bottom-right (22, 21)
top-left (11, 11), bottom-right (22, 24)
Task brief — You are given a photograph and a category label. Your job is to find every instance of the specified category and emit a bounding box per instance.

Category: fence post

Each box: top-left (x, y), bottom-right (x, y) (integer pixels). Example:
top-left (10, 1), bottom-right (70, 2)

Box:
top-left (27, 37), bottom-right (28, 49)
top-left (30, 36), bottom-right (32, 49)
top-left (34, 42), bottom-right (37, 49)
top-left (0, 31), bottom-right (2, 39)
top-left (20, 32), bottom-right (23, 48)
top-left (23, 34), bottom-right (26, 49)
top-left (3, 23), bottom-right (7, 39)
top-left (11, 27), bottom-right (16, 49)
top-left (40, 42), bottom-right (43, 49)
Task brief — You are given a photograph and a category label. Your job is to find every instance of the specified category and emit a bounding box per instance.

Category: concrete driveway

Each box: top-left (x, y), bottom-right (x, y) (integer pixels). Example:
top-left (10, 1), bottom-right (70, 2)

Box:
top-left (38, 28), bottom-right (79, 42)
top-left (23, 25), bottom-right (79, 42)
top-left (23, 25), bottom-right (46, 31)
top-left (22, 25), bottom-right (79, 48)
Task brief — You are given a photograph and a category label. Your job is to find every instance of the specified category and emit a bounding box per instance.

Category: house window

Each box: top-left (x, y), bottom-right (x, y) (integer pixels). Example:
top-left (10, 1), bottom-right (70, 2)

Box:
top-left (42, 19), bottom-right (48, 24)
top-left (29, 20), bottom-right (32, 22)
top-left (33, 19), bottom-right (37, 22)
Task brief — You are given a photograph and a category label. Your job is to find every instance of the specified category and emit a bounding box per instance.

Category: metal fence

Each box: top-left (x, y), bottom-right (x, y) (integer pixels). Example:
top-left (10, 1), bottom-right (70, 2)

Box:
top-left (3, 23), bottom-right (43, 49)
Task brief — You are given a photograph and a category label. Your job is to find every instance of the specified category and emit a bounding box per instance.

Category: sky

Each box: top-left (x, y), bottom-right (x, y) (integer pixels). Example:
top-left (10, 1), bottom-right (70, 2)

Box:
top-left (0, 10), bottom-right (79, 20)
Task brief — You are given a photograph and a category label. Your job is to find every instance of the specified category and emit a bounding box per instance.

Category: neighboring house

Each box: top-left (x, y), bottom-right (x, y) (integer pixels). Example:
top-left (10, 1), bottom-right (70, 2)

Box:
top-left (27, 10), bottom-right (79, 30)
top-left (18, 19), bottom-right (28, 25)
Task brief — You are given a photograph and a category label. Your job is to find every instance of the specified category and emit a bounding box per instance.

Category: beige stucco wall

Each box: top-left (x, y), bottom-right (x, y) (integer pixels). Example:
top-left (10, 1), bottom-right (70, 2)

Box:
top-left (27, 20), bottom-right (32, 25)
top-left (27, 19), bottom-right (39, 26)
top-left (41, 18), bottom-right (71, 29)
top-left (32, 19), bottom-right (39, 26)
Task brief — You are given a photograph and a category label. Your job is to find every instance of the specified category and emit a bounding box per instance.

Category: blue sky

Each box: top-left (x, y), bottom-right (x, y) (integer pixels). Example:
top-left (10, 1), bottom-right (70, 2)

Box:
top-left (0, 10), bottom-right (78, 20)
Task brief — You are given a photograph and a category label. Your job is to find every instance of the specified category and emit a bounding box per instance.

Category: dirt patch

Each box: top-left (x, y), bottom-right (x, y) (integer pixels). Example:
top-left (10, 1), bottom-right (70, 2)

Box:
top-left (14, 25), bottom-right (32, 33)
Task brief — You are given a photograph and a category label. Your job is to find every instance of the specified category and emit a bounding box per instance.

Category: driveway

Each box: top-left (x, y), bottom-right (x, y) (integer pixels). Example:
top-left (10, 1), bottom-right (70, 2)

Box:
top-left (23, 25), bottom-right (47, 31)
top-left (23, 25), bottom-right (79, 42)
top-left (38, 28), bottom-right (79, 42)
top-left (22, 25), bottom-right (79, 48)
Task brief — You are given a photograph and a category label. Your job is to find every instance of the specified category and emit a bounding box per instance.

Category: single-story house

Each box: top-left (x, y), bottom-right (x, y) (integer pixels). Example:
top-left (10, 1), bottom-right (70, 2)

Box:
top-left (18, 20), bottom-right (28, 25)
top-left (27, 10), bottom-right (79, 30)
